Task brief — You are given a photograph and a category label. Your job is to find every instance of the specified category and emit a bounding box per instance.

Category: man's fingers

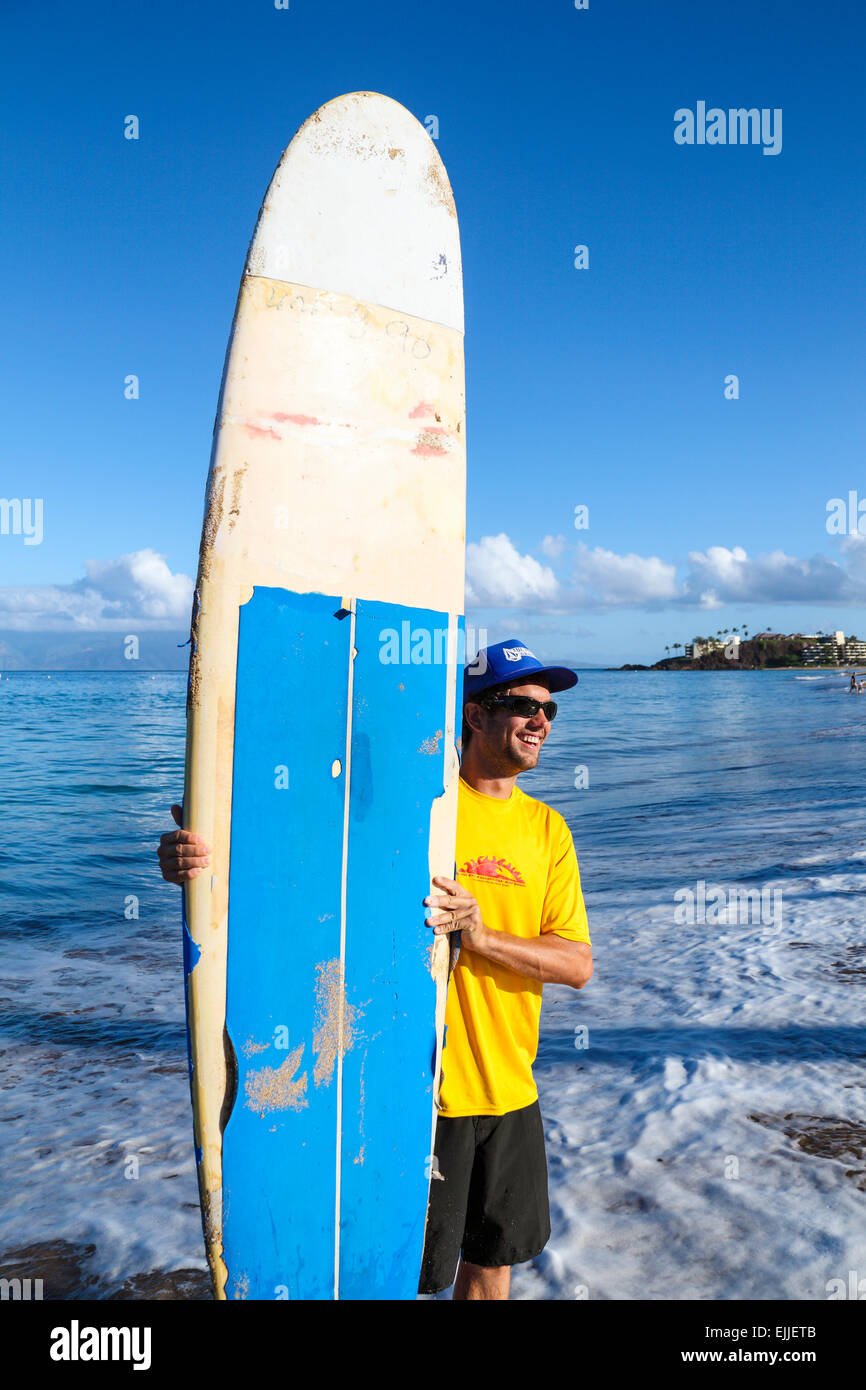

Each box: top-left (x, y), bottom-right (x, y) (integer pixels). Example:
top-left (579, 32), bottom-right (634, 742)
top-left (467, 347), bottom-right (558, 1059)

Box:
top-left (426, 904), bottom-right (475, 929)
top-left (158, 843), bottom-right (210, 865)
top-left (156, 820), bottom-right (211, 887)
top-left (427, 901), bottom-right (472, 919)
top-left (434, 904), bottom-right (474, 921)
top-left (157, 806), bottom-right (209, 885)
top-left (160, 864), bottom-right (206, 883)
top-left (159, 829), bottom-right (211, 851)
top-left (425, 892), bottom-right (472, 911)
top-left (158, 850), bottom-right (210, 870)
top-left (427, 916), bottom-right (462, 934)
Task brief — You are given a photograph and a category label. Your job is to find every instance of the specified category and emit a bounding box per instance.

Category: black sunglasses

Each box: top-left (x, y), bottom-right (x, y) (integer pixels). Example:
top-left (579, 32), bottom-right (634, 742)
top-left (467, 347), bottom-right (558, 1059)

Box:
top-left (479, 695), bottom-right (558, 722)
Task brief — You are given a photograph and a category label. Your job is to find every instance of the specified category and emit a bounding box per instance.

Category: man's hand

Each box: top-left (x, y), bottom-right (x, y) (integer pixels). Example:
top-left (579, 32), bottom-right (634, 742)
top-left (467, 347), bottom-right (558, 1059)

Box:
top-left (157, 804), bottom-right (211, 885)
top-left (425, 874), bottom-right (592, 988)
top-left (425, 876), bottom-right (487, 951)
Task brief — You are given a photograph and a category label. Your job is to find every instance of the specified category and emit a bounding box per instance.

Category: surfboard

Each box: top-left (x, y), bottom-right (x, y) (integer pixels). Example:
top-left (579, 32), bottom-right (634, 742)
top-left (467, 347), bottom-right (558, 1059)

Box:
top-left (181, 92), bottom-right (465, 1300)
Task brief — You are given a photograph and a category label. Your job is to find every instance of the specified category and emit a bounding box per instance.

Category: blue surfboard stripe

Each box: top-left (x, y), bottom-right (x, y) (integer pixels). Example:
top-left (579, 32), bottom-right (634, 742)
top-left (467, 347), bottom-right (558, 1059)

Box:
top-left (337, 598), bottom-right (449, 1299)
top-left (222, 587), bottom-right (350, 1300)
top-left (221, 586), bottom-right (452, 1300)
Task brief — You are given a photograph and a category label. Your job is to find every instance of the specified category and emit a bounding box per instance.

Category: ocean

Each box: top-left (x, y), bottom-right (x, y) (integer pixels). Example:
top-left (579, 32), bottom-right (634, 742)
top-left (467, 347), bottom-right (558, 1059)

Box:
top-left (1, 668), bottom-right (864, 1300)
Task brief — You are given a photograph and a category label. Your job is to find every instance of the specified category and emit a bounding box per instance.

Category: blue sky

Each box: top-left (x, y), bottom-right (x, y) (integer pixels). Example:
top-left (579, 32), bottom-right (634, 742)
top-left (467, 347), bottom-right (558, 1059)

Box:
top-left (2, 0), bottom-right (864, 664)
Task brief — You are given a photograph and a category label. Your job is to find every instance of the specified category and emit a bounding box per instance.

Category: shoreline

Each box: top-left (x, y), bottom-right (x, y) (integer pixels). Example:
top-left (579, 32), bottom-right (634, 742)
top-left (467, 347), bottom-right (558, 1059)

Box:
top-left (610, 665), bottom-right (855, 673)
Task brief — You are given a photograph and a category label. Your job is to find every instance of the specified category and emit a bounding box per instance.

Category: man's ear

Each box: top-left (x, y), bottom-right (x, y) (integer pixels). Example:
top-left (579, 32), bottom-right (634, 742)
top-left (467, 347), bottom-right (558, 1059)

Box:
top-left (463, 700), bottom-right (486, 736)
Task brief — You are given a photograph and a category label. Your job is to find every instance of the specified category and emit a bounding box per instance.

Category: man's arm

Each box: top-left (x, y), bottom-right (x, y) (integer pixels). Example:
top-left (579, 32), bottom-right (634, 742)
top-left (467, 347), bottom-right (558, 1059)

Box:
top-left (464, 927), bottom-right (592, 989)
top-left (425, 876), bottom-right (592, 990)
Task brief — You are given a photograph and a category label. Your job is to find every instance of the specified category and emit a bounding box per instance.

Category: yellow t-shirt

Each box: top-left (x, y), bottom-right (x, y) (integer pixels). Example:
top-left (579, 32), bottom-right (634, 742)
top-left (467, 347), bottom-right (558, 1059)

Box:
top-left (438, 777), bottom-right (591, 1118)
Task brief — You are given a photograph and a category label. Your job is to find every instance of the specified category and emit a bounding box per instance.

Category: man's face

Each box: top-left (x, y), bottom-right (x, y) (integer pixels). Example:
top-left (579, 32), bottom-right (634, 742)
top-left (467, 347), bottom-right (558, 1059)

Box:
top-left (467, 681), bottom-right (553, 774)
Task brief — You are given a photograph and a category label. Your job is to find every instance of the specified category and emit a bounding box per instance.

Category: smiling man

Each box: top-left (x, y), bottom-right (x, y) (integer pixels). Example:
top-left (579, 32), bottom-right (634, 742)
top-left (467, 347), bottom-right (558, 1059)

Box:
top-left (420, 638), bottom-right (592, 1301)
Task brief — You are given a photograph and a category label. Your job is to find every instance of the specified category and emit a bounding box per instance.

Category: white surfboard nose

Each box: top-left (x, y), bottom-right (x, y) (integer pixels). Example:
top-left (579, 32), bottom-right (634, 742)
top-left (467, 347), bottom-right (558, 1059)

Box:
top-left (245, 91), bottom-right (464, 332)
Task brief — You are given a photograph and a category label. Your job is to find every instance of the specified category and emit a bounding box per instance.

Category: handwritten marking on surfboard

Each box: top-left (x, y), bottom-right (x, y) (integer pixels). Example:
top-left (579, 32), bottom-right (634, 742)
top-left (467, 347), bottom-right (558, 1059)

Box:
top-left (244, 1043), bottom-right (308, 1115)
top-left (262, 287), bottom-right (372, 346)
top-left (312, 958), bottom-right (361, 1088)
top-left (385, 319), bottom-right (431, 358)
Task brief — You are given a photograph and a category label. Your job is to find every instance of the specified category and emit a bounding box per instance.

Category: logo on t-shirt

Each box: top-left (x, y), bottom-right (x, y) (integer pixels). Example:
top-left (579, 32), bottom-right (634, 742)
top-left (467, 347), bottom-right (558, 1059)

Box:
top-left (459, 855), bottom-right (526, 887)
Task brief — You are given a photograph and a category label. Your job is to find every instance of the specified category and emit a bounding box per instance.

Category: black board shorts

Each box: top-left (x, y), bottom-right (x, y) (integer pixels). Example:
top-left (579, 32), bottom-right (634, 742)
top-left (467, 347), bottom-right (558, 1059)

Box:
top-left (418, 1099), bottom-right (551, 1295)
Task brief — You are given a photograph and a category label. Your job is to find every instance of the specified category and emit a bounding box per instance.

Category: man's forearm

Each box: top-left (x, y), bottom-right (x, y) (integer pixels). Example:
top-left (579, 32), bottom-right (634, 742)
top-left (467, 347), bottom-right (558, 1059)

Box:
top-left (464, 925), bottom-right (592, 989)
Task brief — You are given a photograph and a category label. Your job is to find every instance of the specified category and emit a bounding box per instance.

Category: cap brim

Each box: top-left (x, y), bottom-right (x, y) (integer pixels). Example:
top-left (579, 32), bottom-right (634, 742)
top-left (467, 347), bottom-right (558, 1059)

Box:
top-left (531, 666), bottom-right (579, 693)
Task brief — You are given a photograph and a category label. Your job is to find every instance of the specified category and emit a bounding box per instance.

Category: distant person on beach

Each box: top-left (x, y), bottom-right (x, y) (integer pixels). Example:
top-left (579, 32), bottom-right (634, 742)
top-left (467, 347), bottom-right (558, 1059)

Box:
top-left (850, 674), bottom-right (857, 692)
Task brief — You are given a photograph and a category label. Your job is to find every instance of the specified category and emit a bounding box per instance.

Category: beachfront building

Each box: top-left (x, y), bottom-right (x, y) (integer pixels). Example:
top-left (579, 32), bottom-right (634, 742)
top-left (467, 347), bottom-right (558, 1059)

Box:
top-left (801, 631), bottom-right (847, 664)
top-left (686, 637), bottom-right (724, 659)
top-left (685, 635), bottom-right (739, 660)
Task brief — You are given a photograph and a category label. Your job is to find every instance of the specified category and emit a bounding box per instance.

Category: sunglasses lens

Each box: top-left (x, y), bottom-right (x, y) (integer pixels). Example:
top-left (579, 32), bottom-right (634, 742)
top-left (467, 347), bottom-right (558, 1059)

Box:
top-left (481, 696), bottom-right (558, 720)
top-left (515, 697), bottom-right (557, 720)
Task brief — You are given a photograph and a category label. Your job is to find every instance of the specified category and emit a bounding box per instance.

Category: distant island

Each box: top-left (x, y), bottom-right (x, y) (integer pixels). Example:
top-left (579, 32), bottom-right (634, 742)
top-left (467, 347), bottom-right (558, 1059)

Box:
top-left (620, 629), bottom-right (866, 672)
top-left (0, 631), bottom-right (190, 671)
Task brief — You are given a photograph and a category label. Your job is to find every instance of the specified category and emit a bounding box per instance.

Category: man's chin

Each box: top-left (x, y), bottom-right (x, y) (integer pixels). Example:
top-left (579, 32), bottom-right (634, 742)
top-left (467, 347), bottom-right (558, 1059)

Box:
top-left (510, 742), bottom-right (540, 767)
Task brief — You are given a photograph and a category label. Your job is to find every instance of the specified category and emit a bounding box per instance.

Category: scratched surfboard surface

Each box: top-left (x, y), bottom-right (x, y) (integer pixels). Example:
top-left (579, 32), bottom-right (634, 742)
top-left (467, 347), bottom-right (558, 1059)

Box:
top-left (181, 93), bottom-right (465, 1299)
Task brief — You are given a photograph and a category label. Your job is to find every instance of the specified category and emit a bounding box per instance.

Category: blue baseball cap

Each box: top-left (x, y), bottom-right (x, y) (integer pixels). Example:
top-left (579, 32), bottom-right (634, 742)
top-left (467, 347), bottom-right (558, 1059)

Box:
top-left (463, 638), bottom-right (579, 702)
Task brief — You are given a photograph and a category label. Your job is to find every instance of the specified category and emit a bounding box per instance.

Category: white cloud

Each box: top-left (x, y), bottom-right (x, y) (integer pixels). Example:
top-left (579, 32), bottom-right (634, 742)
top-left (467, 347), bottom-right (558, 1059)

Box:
top-left (0, 549), bottom-right (194, 630)
top-left (76, 550), bottom-right (193, 620)
top-left (466, 533), bottom-right (560, 608)
top-left (681, 545), bottom-right (853, 605)
top-left (540, 533), bottom-right (566, 560)
top-left (465, 533), bottom-right (866, 614)
top-left (571, 543), bottom-right (678, 606)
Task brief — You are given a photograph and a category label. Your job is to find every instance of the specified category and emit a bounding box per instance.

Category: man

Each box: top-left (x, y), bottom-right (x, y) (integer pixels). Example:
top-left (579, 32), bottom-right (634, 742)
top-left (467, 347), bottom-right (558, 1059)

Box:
top-left (158, 637), bottom-right (592, 1301)
top-left (417, 638), bottom-right (592, 1299)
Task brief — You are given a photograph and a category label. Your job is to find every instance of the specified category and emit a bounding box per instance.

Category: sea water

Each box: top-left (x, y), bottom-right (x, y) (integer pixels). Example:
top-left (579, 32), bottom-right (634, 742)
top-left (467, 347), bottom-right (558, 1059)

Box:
top-left (1, 669), bottom-right (864, 1299)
